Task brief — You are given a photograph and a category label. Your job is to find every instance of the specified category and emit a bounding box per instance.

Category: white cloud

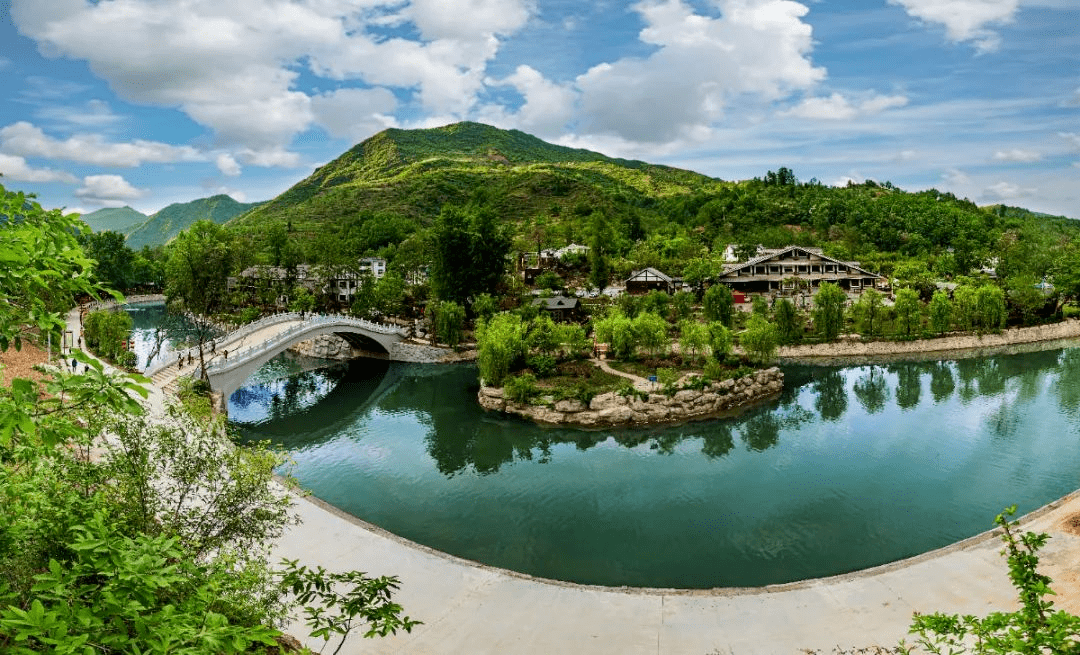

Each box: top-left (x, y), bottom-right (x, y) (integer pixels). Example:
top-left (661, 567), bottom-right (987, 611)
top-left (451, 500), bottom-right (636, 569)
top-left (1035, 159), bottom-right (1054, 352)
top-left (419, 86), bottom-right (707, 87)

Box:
top-left (403, 0), bottom-right (532, 41)
top-left (35, 99), bottom-right (120, 128)
top-left (310, 87), bottom-right (399, 143)
top-left (888, 0), bottom-right (1019, 52)
top-left (1061, 132), bottom-right (1080, 150)
top-left (0, 121), bottom-right (204, 167)
top-left (993, 148), bottom-right (1041, 162)
top-left (943, 168), bottom-right (972, 187)
top-left (76, 175), bottom-right (143, 206)
top-left (0, 153), bottom-right (78, 183)
top-left (11, 0), bottom-right (534, 150)
top-left (236, 148), bottom-right (302, 169)
top-left (482, 65), bottom-right (577, 138)
top-left (216, 153), bottom-right (242, 177)
top-left (782, 93), bottom-right (908, 120)
top-left (984, 180), bottom-right (1036, 200)
top-left (0, 57), bottom-right (12, 72)
top-left (574, 0), bottom-right (826, 143)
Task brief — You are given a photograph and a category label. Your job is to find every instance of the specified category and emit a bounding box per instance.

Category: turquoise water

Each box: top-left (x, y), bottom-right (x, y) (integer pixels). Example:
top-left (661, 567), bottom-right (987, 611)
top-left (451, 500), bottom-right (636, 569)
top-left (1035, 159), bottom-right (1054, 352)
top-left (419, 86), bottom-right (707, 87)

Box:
top-left (225, 348), bottom-right (1080, 588)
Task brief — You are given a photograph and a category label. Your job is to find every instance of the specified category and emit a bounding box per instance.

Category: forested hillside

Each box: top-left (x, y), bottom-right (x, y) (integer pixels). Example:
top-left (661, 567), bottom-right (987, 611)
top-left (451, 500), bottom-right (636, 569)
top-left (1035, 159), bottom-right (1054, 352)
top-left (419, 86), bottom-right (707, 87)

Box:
top-left (223, 122), bottom-right (1078, 289)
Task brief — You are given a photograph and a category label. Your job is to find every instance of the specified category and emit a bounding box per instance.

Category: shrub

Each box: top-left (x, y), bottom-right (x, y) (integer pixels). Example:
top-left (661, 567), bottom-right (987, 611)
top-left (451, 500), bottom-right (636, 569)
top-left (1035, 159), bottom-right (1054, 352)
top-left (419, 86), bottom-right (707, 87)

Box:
top-left (526, 354), bottom-right (557, 377)
top-left (504, 373), bottom-right (539, 403)
top-left (703, 360), bottom-right (725, 382)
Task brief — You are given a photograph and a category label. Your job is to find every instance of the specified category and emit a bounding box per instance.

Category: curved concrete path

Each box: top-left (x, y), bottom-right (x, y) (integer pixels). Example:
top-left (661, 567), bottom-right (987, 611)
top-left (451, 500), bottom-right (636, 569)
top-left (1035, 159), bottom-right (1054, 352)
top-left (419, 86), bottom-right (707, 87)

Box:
top-left (274, 484), bottom-right (1080, 654)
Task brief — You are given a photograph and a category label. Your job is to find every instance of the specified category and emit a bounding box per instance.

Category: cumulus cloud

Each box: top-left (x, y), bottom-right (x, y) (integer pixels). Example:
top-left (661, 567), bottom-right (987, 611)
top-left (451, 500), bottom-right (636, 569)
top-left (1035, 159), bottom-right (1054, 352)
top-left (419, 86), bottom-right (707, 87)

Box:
top-left (310, 87), bottom-right (399, 143)
top-left (574, 0), bottom-right (826, 143)
top-left (76, 175), bottom-right (143, 207)
top-left (984, 180), bottom-right (1036, 200)
top-left (0, 153), bottom-right (78, 183)
top-left (888, 0), bottom-right (1020, 52)
top-left (782, 93), bottom-right (908, 120)
top-left (215, 153), bottom-right (242, 177)
top-left (482, 65), bottom-right (577, 138)
top-left (11, 0), bottom-right (534, 150)
top-left (0, 122), bottom-right (203, 167)
top-left (993, 148), bottom-right (1041, 162)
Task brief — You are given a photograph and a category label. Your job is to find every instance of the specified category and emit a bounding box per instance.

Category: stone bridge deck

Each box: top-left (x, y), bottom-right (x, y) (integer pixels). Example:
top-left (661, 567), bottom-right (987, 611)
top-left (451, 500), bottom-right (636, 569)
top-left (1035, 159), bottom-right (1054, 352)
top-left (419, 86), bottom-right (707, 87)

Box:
top-left (145, 312), bottom-right (407, 396)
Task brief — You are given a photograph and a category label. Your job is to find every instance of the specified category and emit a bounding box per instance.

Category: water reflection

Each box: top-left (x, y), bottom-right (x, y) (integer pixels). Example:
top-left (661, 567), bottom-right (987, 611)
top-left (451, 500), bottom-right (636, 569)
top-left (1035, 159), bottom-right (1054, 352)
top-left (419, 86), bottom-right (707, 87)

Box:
top-left (229, 346), bottom-right (1080, 588)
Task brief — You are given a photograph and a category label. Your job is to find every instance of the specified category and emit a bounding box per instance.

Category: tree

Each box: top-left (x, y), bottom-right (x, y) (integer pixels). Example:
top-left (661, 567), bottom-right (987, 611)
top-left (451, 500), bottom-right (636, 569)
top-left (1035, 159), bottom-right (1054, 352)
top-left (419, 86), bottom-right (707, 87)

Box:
top-left (707, 322), bottom-right (732, 359)
top-left (1005, 274), bottom-right (1047, 326)
top-left (773, 298), bottom-right (802, 344)
top-left (430, 204), bottom-right (510, 307)
top-left (0, 185), bottom-right (103, 351)
top-left (850, 288), bottom-right (884, 337)
top-left (975, 285), bottom-right (1007, 332)
top-left (475, 313), bottom-right (527, 386)
top-left (374, 272), bottom-right (407, 317)
top-left (165, 220), bottom-right (235, 378)
top-left (593, 310), bottom-right (637, 359)
top-left (634, 312), bottom-right (669, 358)
top-left (431, 300), bottom-right (466, 347)
top-left (678, 320), bottom-right (709, 363)
top-left (953, 285), bottom-right (977, 331)
top-left (751, 295), bottom-right (769, 317)
top-left (703, 284), bottom-right (735, 327)
top-left (79, 230), bottom-right (135, 291)
top-left (813, 282), bottom-right (847, 341)
top-left (893, 288), bottom-right (922, 338)
top-left (527, 314), bottom-right (559, 355)
top-left (739, 314), bottom-right (778, 364)
top-left (929, 289), bottom-right (953, 335)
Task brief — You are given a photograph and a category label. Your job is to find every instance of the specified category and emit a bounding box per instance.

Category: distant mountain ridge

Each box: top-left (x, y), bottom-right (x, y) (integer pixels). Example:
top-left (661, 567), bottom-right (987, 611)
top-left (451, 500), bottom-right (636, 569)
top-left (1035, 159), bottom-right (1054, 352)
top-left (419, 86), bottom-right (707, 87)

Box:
top-left (79, 206), bottom-right (149, 235)
top-left (80, 195), bottom-right (264, 249)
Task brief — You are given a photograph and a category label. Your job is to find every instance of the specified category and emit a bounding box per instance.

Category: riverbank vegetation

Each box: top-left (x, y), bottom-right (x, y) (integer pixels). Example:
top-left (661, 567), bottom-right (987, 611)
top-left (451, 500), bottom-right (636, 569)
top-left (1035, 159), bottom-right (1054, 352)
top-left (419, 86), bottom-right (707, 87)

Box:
top-left (0, 184), bottom-right (417, 653)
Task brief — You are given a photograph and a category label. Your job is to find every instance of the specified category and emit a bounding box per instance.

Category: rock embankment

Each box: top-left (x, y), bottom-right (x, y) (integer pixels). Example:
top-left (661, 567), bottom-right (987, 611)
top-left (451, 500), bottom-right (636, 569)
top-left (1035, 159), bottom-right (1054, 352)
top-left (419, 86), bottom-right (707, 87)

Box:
top-left (478, 367), bottom-right (783, 428)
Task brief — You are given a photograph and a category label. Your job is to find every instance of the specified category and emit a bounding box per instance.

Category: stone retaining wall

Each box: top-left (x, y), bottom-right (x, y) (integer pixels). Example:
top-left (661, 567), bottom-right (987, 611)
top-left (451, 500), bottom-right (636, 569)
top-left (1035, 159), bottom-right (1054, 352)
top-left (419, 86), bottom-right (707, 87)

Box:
top-left (478, 367), bottom-right (784, 428)
top-left (288, 334), bottom-right (476, 364)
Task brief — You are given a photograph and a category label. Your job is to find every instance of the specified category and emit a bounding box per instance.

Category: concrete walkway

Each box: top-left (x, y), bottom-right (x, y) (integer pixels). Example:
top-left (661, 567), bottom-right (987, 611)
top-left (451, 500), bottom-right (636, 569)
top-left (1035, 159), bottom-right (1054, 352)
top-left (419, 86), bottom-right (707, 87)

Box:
top-left (274, 487), bottom-right (1080, 654)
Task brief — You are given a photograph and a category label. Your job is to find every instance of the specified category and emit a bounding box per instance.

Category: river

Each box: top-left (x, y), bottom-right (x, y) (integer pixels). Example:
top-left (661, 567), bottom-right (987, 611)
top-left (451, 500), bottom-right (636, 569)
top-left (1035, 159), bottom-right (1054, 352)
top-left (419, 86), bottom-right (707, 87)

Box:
top-left (127, 305), bottom-right (1080, 588)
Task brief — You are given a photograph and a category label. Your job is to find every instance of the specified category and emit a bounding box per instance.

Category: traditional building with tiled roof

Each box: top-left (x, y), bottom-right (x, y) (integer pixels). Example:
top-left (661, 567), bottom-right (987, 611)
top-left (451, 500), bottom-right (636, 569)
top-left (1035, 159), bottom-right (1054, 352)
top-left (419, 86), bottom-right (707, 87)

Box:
top-left (717, 246), bottom-right (887, 296)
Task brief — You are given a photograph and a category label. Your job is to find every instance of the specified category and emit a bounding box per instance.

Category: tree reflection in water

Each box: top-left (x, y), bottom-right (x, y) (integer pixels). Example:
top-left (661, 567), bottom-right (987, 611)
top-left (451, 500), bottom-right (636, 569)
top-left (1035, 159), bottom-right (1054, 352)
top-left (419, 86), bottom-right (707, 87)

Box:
top-left (811, 369), bottom-right (847, 421)
top-left (929, 361), bottom-right (955, 403)
top-left (852, 366), bottom-right (888, 414)
top-left (891, 363), bottom-right (922, 410)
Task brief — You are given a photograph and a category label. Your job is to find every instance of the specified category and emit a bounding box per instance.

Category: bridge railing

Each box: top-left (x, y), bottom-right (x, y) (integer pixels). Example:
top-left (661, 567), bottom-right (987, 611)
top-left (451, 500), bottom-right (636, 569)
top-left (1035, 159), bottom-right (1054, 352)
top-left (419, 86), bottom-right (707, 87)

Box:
top-left (201, 313), bottom-right (407, 375)
top-left (143, 311), bottom-right (304, 377)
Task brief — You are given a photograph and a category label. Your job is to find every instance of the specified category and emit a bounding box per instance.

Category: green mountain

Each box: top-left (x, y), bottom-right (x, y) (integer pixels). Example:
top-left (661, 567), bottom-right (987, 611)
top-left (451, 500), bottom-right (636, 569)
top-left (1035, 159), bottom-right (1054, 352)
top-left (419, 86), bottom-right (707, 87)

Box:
top-left (225, 122), bottom-right (1078, 281)
top-left (229, 121), bottom-right (718, 237)
top-left (127, 195), bottom-right (264, 249)
top-left (79, 206), bottom-right (148, 235)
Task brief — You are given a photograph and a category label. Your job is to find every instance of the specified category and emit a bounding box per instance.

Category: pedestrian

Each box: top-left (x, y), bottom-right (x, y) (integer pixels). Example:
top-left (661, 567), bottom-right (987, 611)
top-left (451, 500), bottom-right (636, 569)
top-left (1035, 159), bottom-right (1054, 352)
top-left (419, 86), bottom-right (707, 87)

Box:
top-left (223, 349), bottom-right (228, 361)
top-left (177, 353), bottom-right (182, 370)
top-left (71, 357), bottom-right (77, 371)
top-left (77, 336), bottom-right (81, 349)
top-left (187, 352), bottom-right (193, 365)
top-left (211, 341), bottom-right (216, 354)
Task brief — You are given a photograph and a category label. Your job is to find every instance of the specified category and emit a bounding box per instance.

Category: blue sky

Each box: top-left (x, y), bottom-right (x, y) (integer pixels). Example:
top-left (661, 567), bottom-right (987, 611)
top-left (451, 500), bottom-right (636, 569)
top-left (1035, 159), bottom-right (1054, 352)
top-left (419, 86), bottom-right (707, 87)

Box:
top-left (1, 0), bottom-right (1077, 218)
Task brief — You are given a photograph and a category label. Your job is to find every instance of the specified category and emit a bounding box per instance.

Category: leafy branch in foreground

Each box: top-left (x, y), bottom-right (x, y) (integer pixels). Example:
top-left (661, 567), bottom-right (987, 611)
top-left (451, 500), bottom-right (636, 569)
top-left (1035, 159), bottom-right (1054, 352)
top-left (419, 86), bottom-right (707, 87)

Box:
top-left (280, 560), bottom-right (421, 655)
top-left (907, 505), bottom-right (1080, 654)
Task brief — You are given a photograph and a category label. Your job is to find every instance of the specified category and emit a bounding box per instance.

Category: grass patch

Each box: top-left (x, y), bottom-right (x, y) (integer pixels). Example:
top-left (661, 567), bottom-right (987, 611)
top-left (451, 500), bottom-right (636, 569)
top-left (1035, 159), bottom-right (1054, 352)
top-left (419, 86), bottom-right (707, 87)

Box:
top-left (525, 359), bottom-right (625, 403)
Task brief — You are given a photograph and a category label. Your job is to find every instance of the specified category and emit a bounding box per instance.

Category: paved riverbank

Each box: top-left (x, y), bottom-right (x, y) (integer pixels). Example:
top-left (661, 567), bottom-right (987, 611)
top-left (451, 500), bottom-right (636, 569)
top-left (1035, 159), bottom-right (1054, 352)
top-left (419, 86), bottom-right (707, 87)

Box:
top-left (779, 319), bottom-right (1080, 364)
top-left (273, 485), bottom-right (1080, 654)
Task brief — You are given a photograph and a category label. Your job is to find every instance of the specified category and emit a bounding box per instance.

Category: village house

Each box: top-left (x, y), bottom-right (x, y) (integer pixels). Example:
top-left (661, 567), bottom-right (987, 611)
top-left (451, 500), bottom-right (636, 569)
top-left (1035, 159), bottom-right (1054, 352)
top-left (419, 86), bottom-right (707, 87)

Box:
top-left (625, 267), bottom-right (674, 294)
top-left (716, 246), bottom-right (887, 297)
top-left (531, 295), bottom-right (580, 322)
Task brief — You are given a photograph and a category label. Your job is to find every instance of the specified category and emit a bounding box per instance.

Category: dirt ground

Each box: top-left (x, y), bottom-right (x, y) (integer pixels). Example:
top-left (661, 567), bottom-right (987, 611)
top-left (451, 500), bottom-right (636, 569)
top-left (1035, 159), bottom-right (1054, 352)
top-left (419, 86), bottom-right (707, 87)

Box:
top-left (0, 340), bottom-right (51, 387)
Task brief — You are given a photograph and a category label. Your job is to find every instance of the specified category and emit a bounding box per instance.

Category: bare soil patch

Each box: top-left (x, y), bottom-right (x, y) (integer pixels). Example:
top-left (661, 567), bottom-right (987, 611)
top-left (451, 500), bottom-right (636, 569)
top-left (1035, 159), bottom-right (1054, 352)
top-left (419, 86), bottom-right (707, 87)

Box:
top-left (0, 341), bottom-right (50, 387)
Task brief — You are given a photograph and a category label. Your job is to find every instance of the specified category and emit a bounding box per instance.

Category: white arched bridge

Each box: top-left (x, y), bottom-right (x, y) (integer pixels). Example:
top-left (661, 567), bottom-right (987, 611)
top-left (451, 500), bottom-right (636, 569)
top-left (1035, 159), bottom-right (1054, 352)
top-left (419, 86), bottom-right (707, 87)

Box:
top-left (146, 312), bottom-right (408, 398)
